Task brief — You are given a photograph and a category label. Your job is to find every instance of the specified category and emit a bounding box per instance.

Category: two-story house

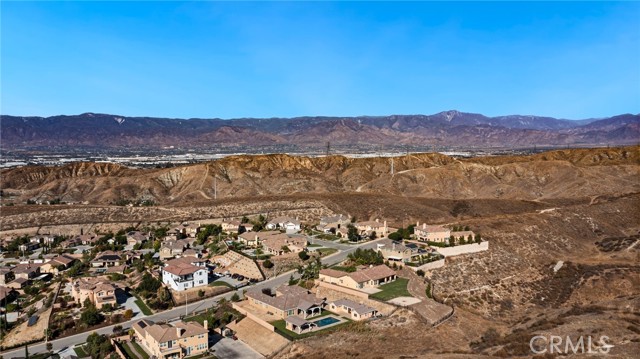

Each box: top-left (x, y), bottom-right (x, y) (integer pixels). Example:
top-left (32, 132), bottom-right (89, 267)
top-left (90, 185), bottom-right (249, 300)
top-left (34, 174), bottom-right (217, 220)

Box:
top-left (161, 257), bottom-right (208, 291)
top-left (133, 319), bottom-right (209, 359)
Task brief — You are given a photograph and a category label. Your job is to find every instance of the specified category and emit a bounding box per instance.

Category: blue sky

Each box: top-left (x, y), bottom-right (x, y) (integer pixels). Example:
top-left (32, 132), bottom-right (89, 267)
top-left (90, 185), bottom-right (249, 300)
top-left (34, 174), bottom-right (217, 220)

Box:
top-left (2, 1), bottom-right (639, 120)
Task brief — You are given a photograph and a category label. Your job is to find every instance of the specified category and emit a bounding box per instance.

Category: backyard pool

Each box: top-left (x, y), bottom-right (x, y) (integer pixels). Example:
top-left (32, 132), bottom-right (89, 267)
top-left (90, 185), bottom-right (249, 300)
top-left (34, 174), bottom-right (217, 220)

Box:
top-left (313, 317), bottom-right (340, 327)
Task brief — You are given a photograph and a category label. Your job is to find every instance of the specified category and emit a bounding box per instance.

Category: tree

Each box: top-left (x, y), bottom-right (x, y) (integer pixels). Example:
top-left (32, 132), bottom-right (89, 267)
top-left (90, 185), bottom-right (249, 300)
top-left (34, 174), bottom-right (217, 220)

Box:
top-left (281, 245), bottom-right (291, 253)
top-left (113, 325), bottom-right (123, 336)
top-left (198, 289), bottom-right (205, 298)
top-left (85, 332), bottom-right (114, 359)
top-left (123, 309), bottom-right (134, 320)
top-left (80, 303), bottom-right (104, 326)
top-left (475, 233), bottom-right (482, 243)
top-left (347, 224), bottom-right (359, 242)
top-left (458, 236), bottom-right (466, 245)
top-left (101, 303), bottom-right (114, 314)
top-left (230, 293), bottom-right (240, 302)
top-left (425, 283), bottom-right (432, 298)
top-left (46, 342), bottom-right (53, 352)
top-left (388, 232), bottom-right (402, 241)
top-left (288, 275), bottom-right (297, 285)
top-left (263, 259), bottom-right (274, 269)
top-left (370, 231), bottom-right (377, 240)
top-left (298, 251), bottom-right (309, 261)
top-left (416, 269), bottom-right (425, 277)
top-left (157, 287), bottom-right (171, 303)
top-left (241, 216), bottom-right (250, 223)
top-left (137, 273), bottom-right (161, 294)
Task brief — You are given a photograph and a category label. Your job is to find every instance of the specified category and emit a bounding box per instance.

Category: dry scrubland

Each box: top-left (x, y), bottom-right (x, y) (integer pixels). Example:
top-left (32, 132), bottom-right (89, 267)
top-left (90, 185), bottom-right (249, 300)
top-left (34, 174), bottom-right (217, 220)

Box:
top-left (0, 146), bottom-right (638, 357)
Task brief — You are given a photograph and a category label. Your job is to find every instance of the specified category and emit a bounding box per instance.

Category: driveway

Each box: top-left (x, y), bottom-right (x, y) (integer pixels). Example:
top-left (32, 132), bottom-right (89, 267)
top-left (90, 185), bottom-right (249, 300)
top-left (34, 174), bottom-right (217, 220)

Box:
top-left (210, 333), bottom-right (263, 359)
top-left (118, 291), bottom-right (145, 320)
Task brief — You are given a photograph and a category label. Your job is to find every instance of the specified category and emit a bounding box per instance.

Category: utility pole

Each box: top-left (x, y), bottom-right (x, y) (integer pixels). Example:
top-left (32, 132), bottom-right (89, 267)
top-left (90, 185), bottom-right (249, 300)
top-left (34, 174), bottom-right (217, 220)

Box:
top-left (390, 158), bottom-right (394, 176)
top-left (326, 142), bottom-right (330, 156)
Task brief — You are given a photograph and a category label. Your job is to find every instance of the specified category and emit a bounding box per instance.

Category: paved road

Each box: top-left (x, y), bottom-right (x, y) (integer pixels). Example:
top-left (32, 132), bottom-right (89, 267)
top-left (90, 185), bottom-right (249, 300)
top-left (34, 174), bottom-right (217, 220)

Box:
top-left (0, 238), bottom-right (385, 358)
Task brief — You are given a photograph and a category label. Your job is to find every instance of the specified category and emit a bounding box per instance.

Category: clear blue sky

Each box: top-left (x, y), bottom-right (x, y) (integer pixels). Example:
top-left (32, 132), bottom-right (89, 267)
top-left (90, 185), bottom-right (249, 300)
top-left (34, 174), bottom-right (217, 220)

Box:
top-left (2, 1), bottom-right (639, 120)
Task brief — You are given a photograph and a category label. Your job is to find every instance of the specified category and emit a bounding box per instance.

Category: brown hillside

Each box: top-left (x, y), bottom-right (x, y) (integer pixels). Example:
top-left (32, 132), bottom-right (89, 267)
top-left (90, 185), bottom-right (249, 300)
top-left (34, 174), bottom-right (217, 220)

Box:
top-left (1, 146), bottom-right (638, 205)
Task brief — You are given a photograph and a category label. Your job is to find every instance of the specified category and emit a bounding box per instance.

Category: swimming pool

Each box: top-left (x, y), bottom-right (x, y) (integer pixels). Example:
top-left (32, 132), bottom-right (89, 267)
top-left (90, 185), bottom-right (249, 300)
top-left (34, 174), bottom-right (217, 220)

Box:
top-left (313, 317), bottom-right (340, 327)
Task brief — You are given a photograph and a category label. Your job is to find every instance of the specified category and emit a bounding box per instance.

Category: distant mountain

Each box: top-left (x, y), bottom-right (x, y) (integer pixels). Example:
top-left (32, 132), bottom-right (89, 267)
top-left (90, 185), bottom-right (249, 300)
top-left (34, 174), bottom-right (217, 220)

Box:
top-left (1, 111), bottom-right (638, 150)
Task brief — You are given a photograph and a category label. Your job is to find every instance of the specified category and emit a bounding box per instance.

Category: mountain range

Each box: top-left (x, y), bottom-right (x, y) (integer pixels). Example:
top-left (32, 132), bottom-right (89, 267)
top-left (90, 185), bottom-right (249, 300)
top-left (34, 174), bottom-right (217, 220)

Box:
top-left (1, 110), bottom-right (638, 150)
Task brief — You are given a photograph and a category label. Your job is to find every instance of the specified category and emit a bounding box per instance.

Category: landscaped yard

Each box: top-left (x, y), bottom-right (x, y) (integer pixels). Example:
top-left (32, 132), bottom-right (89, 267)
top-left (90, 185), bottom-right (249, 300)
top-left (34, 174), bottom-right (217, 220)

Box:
top-left (210, 280), bottom-right (235, 289)
top-left (307, 243), bottom-right (322, 247)
top-left (134, 296), bottom-right (153, 316)
top-left (120, 341), bottom-right (141, 359)
top-left (74, 345), bottom-right (89, 357)
top-left (369, 278), bottom-right (412, 301)
top-left (131, 341), bottom-right (150, 359)
top-left (271, 312), bottom-right (349, 340)
top-left (316, 248), bottom-right (338, 256)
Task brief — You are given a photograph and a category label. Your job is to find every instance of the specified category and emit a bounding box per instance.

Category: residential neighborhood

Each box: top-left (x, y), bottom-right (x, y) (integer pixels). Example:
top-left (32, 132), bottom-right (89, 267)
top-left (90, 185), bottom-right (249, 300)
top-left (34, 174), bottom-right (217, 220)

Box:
top-left (0, 214), bottom-right (487, 359)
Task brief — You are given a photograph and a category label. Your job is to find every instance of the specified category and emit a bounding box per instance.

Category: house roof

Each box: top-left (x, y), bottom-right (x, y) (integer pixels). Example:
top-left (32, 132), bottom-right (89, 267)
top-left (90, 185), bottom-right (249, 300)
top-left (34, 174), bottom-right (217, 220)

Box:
top-left (12, 263), bottom-right (42, 275)
top-left (162, 240), bottom-right (188, 251)
top-left (246, 285), bottom-right (323, 312)
top-left (0, 286), bottom-right (16, 301)
top-left (261, 235), bottom-right (306, 251)
top-left (73, 277), bottom-right (117, 292)
top-left (284, 316), bottom-right (312, 326)
top-left (163, 260), bottom-right (203, 276)
top-left (50, 255), bottom-right (75, 266)
top-left (347, 265), bottom-right (396, 284)
top-left (319, 268), bottom-right (349, 279)
top-left (331, 299), bottom-right (376, 315)
top-left (135, 319), bottom-right (207, 343)
top-left (415, 225), bottom-right (449, 233)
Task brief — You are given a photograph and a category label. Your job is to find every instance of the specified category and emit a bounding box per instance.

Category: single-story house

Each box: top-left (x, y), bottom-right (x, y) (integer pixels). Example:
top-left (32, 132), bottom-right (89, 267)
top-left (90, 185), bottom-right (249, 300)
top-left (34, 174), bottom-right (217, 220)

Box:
top-left (318, 265), bottom-right (397, 290)
top-left (328, 299), bottom-right (378, 320)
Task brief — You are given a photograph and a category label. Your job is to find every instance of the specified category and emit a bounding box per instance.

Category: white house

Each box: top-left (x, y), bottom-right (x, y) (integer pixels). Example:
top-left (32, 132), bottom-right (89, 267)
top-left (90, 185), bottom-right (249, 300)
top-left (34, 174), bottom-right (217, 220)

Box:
top-left (266, 216), bottom-right (302, 234)
top-left (161, 257), bottom-right (208, 291)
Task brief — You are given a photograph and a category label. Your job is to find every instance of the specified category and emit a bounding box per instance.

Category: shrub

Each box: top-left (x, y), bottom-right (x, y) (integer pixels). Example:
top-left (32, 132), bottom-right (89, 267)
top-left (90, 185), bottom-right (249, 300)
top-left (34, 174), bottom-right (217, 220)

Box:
top-left (263, 259), bottom-right (274, 269)
top-left (298, 251), bottom-right (310, 261)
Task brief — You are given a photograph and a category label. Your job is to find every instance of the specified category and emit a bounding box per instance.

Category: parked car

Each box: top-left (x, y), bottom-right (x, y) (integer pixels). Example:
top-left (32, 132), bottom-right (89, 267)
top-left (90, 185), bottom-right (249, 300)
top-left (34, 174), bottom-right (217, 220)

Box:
top-left (231, 273), bottom-right (239, 279)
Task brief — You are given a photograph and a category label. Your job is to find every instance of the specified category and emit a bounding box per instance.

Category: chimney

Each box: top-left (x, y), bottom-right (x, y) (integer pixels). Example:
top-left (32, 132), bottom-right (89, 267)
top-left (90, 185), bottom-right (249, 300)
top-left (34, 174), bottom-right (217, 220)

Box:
top-left (204, 320), bottom-right (208, 330)
top-left (423, 223), bottom-right (426, 229)
top-left (176, 327), bottom-right (182, 337)
top-left (376, 218), bottom-right (379, 223)
top-left (416, 221), bottom-right (419, 227)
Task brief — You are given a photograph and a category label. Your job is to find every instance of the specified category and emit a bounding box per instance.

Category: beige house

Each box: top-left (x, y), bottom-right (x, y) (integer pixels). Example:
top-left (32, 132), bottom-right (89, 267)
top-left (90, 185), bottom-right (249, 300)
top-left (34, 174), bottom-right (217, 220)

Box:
top-left (221, 220), bottom-right (249, 234)
top-left (261, 234), bottom-right (307, 256)
top-left (72, 277), bottom-right (118, 309)
top-left (127, 231), bottom-right (149, 247)
top-left (245, 285), bottom-right (325, 319)
top-left (0, 268), bottom-right (15, 286)
top-left (160, 240), bottom-right (189, 260)
top-left (12, 263), bottom-right (42, 280)
top-left (328, 299), bottom-right (378, 321)
top-left (318, 265), bottom-right (397, 290)
top-left (317, 214), bottom-right (351, 233)
top-left (91, 250), bottom-right (124, 268)
top-left (413, 222), bottom-right (451, 243)
top-left (450, 230), bottom-right (476, 244)
top-left (354, 219), bottom-right (391, 238)
top-left (133, 319), bottom-right (209, 359)
top-left (237, 231), bottom-right (280, 247)
top-left (40, 254), bottom-right (77, 274)
top-left (376, 239), bottom-right (421, 263)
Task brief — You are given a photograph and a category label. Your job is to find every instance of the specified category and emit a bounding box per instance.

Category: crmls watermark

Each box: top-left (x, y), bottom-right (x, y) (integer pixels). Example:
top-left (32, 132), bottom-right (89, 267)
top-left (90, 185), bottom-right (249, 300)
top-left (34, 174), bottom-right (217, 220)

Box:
top-left (530, 335), bottom-right (614, 355)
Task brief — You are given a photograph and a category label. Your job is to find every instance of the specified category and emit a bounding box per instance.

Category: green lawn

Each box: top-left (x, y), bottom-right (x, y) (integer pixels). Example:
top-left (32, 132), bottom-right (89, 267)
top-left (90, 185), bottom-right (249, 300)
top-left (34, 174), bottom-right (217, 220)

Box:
top-left (329, 265), bottom-right (356, 272)
top-left (131, 341), bottom-right (150, 359)
top-left (369, 278), bottom-right (412, 301)
top-left (210, 280), bottom-right (235, 289)
top-left (306, 243), bottom-right (322, 247)
top-left (134, 297), bottom-right (153, 316)
top-left (120, 341), bottom-right (140, 359)
top-left (316, 248), bottom-right (338, 256)
top-left (74, 345), bottom-right (89, 358)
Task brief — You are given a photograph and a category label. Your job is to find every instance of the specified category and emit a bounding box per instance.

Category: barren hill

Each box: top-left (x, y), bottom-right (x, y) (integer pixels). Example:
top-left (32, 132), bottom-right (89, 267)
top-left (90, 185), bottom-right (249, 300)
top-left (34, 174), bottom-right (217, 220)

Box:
top-left (1, 146), bottom-right (638, 206)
